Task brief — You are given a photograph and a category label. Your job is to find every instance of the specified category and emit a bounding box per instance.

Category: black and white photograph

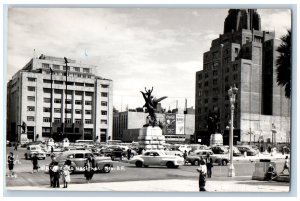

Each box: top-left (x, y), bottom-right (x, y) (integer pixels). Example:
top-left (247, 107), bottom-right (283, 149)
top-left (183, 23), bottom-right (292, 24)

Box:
top-left (3, 3), bottom-right (294, 195)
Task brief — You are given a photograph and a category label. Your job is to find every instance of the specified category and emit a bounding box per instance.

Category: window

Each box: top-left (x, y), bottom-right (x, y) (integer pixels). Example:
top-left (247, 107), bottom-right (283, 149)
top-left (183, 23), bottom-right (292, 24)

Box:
top-left (204, 73), bottom-right (208, 78)
top-left (233, 74), bottom-right (238, 80)
top-left (75, 110), bottom-right (81, 114)
top-left (101, 92), bottom-right (108, 97)
top-left (75, 100), bottom-right (82, 105)
top-left (85, 92), bottom-right (93, 96)
top-left (65, 118), bottom-right (72, 123)
top-left (28, 86), bottom-right (35, 92)
top-left (85, 83), bottom-right (94, 87)
top-left (213, 79), bottom-right (218, 85)
top-left (27, 106), bottom-right (35, 111)
top-left (75, 119), bottom-right (82, 124)
top-left (54, 99), bottom-right (61, 103)
top-left (85, 101), bottom-right (92, 105)
top-left (101, 111), bottom-right (107, 115)
top-left (85, 110), bottom-right (92, 115)
top-left (198, 74), bottom-right (202, 80)
top-left (87, 75), bottom-right (91, 78)
top-left (74, 67), bottom-right (80, 72)
top-left (43, 117), bottom-right (50, 122)
top-left (54, 108), bottom-right (61, 113)
top-left (204, 81), bottom-right (208, 87)
top-left (43, 107), bottom-right (51, 112)
top-left (213, 97), bottom-right (218, 102)
top-left (83, 68), bottom-right (90, 73)
top-left (75, 154), bottom-right (84, 159)
top-left (54, 118), bottom-right (61, 123)
top-left (65, 99), bottom-right (71, 104)
top-left (85, 119), bottom-right (92, 124)
top-left (43, 98), bottom-right (50, 103)
top-left (42, 63), bottom-right (50, 69)
top-left (65, 109), bottom-right (71, 113)
top-left (75, 82), bottom-right (84, 86)
top-left (204, 99), bottom-right (208, 104)
top-left (27, 116), bottom-right (35, 121)
top-left (101, 119), bottom-right (107, 124)
top-left (54, 80), bottom-right (63, 84)
top-left (53, 65), bottom-right (60, 70)
top-left (43, 88), bottom-right (51, 93)
top-left (27, 77), bottom-right (36, 82)
top-left (225, 76), bottom-right (229, 82)
top-left (101, 101), bottom-right (107, 106)
top-left (27, 96), bottom-right (35, 102)
top-left (66, 82), bottom-right (74, 86)
top-left (233, 64), bottom-right (238, 71)
top-left (43, 79), bottom-right (52, 83)
top-left (198, 83), bottom-right (202, 88)
top-left (213, 70), bottom-right (218, 76)
top-left (101, 84), bottom-right (109, 88)
top-left (63, 66), bottom-right (70, 71)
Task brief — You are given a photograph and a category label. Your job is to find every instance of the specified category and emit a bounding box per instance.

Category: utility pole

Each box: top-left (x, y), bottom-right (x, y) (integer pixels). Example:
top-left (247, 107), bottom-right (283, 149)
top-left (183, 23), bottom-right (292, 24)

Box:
top-left (64, 57), bottom-right (69, 141)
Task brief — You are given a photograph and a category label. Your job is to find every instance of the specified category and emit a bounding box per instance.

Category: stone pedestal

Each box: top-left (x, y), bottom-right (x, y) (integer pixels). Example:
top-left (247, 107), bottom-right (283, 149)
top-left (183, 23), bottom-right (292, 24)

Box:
top-left (138, 126), bottom-right (165, 150)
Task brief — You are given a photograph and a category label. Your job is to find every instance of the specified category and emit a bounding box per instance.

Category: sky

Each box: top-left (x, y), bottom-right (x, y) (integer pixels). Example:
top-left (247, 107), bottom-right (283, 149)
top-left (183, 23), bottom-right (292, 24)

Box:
top-left (7, 8), bottom-right (291, 111)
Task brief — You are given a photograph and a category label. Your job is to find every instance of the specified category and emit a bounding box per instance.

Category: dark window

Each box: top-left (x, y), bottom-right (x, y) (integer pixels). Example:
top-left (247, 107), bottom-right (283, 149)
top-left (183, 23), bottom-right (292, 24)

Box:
top-left (53, 65), bottom-right (60, 70)
top-left (54, 99), bottom-right (61, 103)
top-left (65, 118), bottom-right (72, 123)
top-left (75, 82), bottom-right (84, 86)
top-left (85, 83), bottom-right (94, 87)
top-left (65, 99), bottom-right (71, 104)
top-left (28, 96), bottom-right (35, 101)
top-left (54, 80), bottom-right (63, 84)
top-left (101, 101), bottom-right (107, 106)
top-left (43, 107), bottom-right (51, 112)
top-left (75, 154), bottom-right (84, 159)
top-left (101, 92), bottom-right (108, 97)
top-left (65, 109), bottom-right (71, 113)
top-left (27, 116), bottom-right (35, 121)
top-left (42, 63), bottom-right (50, 69)
top-left (43, 117), bottom-right (50, 122)
top-left (75, 110), bottom-right (81, 114)
top-left (85, 101), bottom-right (92, 105)
top-left (27, 77), bottom-right (36, 82)
top-left (43, 79), bottom-right (52, 83)
top-left (85, 110), bottom-right (92, 115)
top-left (28, 86), bottom-right (35, 92)
top-left (54, 118), bottom-right (61, 123)
top-left (101, 111), bottom-right (107, 115)
top-left (85, 119), bottom-right (92, 124)
top-left (44, 98), bottom-right (51, 103)
top-left (101, 84), bottom-right (109, 88)
top-left (27, 106), bottom-right (35, 111)
top-left (54, 108), bottom-right (61, 113)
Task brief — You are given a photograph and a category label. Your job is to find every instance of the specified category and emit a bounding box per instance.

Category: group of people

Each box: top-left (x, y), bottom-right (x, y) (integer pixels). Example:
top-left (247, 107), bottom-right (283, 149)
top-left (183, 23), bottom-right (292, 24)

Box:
top-left (194, 153), bottom-right (214, 192)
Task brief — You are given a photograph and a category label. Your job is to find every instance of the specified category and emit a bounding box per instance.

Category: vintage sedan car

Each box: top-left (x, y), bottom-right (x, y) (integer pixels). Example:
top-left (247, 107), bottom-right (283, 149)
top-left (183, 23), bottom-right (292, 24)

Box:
top-left (129, 150), bottom-right (184, 168)
top-left (55, 150), bottom-right (114, 173)
top-left (186, 150), bottom-right (230, 166)
top-left (24, 145), bottom-right (46, 160)
top-left (237, 145), bottom-right (258, 156)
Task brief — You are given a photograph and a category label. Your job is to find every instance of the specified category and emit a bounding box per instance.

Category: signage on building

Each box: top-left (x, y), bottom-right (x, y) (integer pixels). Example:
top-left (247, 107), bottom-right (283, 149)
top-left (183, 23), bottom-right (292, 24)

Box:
top-left (176, 114), bottom-right (185, 135)
top-left (165, 114), bottom-right (176, 135)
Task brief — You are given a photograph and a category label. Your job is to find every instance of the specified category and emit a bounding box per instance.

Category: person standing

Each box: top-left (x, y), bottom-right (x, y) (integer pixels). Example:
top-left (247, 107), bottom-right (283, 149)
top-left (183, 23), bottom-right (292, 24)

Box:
top-left (84, 156), bottom-right (95, 183)
top-left (32, 154), bottom-right (39, 173)
top-left (280, 156), bottom-right (290, 174)
top-left (8, 152), bottom-right (15, 177)
top-left (14, 143), bottom-right (18, 151)
top-left (183, 150), bottom-right (188, 165)
top-left (127, 148), bottom-right (132, 160)
top-left (205, 153), bottom-right (213, 178)
top-left (197, 159), bottom-right (207, 191)
top-left (48, 155), bottom-right (56, 187)
top-left (52, 161), bottom-right (60, 188)
top-left (62, 160), bottom-right (71, 188)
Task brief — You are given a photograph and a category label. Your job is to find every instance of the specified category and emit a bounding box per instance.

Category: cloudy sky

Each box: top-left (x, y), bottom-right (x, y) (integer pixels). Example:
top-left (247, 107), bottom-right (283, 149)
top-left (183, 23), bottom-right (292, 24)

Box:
top-left (7, 8), bottom-right (291, 111)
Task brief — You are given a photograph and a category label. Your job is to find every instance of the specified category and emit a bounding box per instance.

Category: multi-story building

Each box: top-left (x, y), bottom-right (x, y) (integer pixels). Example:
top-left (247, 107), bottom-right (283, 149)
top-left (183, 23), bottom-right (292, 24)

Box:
top-left (113, 111), bottom-right (195, 143)
top-left (195, 9), bottom-right (290, 145)
top-left (7, 54), bottom-right (113, 142)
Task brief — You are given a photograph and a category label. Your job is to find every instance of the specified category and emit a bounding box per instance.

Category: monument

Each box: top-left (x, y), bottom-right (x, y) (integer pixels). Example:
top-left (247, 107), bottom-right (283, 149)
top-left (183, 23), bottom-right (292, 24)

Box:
top-left (138, 87), bottom-right (167, 151)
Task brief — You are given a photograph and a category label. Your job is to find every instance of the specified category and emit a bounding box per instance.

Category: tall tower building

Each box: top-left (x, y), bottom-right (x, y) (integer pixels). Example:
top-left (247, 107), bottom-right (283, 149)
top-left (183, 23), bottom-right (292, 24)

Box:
top-left (195, 9), bottom-right (290, 145)
top-left (7, 54), bottom-right (113, 143)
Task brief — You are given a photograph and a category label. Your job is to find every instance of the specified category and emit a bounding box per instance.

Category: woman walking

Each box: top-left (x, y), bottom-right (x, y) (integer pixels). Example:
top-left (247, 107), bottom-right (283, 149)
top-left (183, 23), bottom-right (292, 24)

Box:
top-left (84, 155), bottom-right (95, 183)
top-left (32, 154), bottom-right (39, 173)
top-left (8, 152), bottom-right (15, 177)
top-left (62, 160), bottom-right (71, 188)
top-left (197, 159), bottom-right (207, 191)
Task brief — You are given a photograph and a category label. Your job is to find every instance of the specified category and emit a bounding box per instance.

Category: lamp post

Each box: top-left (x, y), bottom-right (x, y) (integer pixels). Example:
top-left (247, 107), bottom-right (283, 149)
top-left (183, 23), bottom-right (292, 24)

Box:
top-left (228, 85), bottom-right (238, 177)
top-left (63, 57), bottom-right (69, 140)
top-left (50, 68), bottom-right (53, 138)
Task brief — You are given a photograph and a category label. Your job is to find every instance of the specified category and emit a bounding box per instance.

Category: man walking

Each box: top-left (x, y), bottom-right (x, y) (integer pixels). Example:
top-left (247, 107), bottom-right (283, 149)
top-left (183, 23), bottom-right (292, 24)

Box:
top-left (127, 148), bottom-right (132, 160)
top-left (280, 156), bottom-right (290, 174)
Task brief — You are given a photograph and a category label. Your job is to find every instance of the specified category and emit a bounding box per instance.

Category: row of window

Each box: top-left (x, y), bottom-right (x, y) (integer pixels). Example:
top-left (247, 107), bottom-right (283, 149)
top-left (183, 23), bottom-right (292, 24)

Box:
top-left (42, 79), bottom-right (99, 88)
top-left (42, 63), bottom-right (91, 73)
top-left (27, 106), bottom-right (107, 115)
top-left (27, 116), bottom-right (108, 124)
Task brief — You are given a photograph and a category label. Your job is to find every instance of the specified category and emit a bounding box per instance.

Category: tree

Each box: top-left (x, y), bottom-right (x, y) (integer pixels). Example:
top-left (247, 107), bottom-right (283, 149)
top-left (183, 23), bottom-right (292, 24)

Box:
top-left (276, 30), bottom-right (291, 99)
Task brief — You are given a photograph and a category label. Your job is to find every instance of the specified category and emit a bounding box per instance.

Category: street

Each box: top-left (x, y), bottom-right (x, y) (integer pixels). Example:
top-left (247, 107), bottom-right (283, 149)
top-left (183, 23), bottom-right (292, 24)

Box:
top-left (6, 147), bottom-right (287, 188)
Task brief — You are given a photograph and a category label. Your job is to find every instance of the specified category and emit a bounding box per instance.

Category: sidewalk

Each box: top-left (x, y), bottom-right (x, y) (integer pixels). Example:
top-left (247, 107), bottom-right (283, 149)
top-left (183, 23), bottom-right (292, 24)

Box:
top-left (6, 178), bottom-right (290, 192)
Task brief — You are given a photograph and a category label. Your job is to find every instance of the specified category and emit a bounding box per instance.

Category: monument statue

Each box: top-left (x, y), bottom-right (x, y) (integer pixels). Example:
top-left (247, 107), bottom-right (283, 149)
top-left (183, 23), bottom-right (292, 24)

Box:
top-left (140, 87), bottom-right (167, 127)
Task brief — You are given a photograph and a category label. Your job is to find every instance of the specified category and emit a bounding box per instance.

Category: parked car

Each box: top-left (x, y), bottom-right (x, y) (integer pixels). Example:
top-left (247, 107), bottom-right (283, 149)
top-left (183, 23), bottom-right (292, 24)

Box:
top-left (223, 146), bottom-right (242, 156)
top-left (129, 150), bottom-right (184, 168)
top-left (24, 145), bottom-right (46, 160)
top-left (237, 146), bottom-right (258, 156)
top-left (186, 150), bottom-right (229, 166)
top-left (178, 145), bottom-right (192, 153)
top-left (164, 150), bottom-right (184, 157)
top-left (55, 150), bottom-right (114, 173)
top-left (211, 146), bottom-right (229, 154)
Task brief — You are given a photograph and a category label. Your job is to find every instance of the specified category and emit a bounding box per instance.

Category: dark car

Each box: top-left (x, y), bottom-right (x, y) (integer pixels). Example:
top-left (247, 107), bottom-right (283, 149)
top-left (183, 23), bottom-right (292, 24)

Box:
top-left (211, 146), bottom-right (229, 154)
top-left (237, 146), bottom-right (258, 156)
top-left (100, 147), bottom-right (124, 160)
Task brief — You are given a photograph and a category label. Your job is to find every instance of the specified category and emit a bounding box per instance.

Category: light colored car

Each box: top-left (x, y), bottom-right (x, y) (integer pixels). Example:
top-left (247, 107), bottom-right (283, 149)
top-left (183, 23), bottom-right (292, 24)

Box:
top-left (186, 150), bottom-right (230, 166)
top-left (129, 150), bottom-right (184, 168)
top-left (24, 145), bottom-right (46, 160)
top-left (55, 150), bottom-right (114, 173)
top-left (178, 145), bottom-right (192, 153)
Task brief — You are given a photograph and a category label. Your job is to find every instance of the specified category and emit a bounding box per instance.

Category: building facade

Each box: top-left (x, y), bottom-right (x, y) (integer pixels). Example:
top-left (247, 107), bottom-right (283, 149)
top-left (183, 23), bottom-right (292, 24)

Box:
top-left (7, 55), bottom-right (113, 143)
top-left (113, 111), bottom-right (195, 143)
top-left (195, 9), bottom-right (290, 145)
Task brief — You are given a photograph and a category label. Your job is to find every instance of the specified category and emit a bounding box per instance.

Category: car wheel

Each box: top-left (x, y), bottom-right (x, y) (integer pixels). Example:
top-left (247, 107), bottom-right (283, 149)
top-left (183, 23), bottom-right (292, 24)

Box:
top-left (193, 160), bottom-right (200, 166)
top-left (135, 161), bottom-right (143, 167)
top-left (222, 160), bottom-right (228, 166)
top-left (102, 165), bottom-right (111, 173)
top-left (166, 161), bottom-right (174, 168)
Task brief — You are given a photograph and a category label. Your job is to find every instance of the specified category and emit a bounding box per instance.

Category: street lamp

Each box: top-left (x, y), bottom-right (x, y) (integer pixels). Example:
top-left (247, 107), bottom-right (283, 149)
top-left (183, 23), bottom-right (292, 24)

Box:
top-left (228, 85), bottom-right (238, 177)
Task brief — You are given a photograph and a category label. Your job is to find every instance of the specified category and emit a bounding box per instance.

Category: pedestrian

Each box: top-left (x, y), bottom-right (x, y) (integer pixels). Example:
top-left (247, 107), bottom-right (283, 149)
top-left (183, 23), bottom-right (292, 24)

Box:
top-left (280, 156), bottom-right (290, 174)
top-left (183, 150), bottom-right (188, 165)
top-left (52, 161), bottom-right (60, 188)
top-left (62, 160), bottom-right (71, 188)
top-left (14, 143), bottom-right (18, 151)
top-left (267, 145), bottom-right (272, 153)
top-left (84, 155), bottom-right (95, 183)
top-left (8, 152), bottom-right (15, 178)
top-left (142, 148), bottom-right (145, 154)
top-left (49, 155), bottom-right (57, 187)
top-left (127, 148), bottom-right (132, 160)
top-left (32, 154), bottom-right (39, 173)
top-left (197, 159), bottom-right (207, 191)
top-left (265, 163), bottom-right (277, 181)
top-left (51, 146), bottom-right (54, 153)
top-left (205, 153), bottom-right (213, 178)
